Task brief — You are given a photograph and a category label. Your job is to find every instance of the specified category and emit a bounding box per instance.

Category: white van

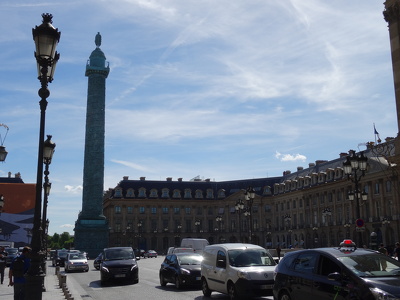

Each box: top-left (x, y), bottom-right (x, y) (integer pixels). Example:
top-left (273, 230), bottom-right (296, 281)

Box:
top-left (180, 238), bottom-right (209, 255)
top-left (201, 243), bottom-right (276, 299)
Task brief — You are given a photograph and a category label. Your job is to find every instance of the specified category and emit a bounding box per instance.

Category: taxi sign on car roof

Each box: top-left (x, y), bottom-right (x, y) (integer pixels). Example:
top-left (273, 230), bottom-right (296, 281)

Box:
top-left (339, 239), bottom-right (357, 252)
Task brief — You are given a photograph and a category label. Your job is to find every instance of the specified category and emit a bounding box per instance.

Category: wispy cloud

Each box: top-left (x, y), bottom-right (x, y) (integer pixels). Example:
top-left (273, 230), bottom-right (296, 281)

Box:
top-left (275, 151), bottom-right (307, 162)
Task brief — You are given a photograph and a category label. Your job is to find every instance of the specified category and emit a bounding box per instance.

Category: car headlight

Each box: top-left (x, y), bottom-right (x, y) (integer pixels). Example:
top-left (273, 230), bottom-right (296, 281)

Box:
top-left (131, 264), bottom-right (138, 271)
top-left (180, 268), bottom-right (190, 275)
top-left (101, 266), bottom-right (109, 272)
top-left (237, 270), bottom-right (250, 279)
top-left (370, 287), bottom-right (400, 300)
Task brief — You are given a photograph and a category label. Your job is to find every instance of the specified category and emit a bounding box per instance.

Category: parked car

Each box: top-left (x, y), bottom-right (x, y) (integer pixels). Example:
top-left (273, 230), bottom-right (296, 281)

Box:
top-left (160, 253), bottom-right (203, 289)
top-left (132, 248), bottom-right (141, 260)
top-left (65, 252), bottom-right (89, 273)
top-left (100, 247), bottom-right (139, 285)
top-left (201, 243), bottom-right (276, 299)
top-left (139, 249), bottom-right (146, 258)
top-left (144, 250), bottom-right (158, 258)
top-left (172, 247), bottom-right (195, 254)
top-left (273, 239), bottom-right (400, 300)
top-left (5, 248), bottom-right (18, 267)
top-left (93, 253), bottom-right (103, 270)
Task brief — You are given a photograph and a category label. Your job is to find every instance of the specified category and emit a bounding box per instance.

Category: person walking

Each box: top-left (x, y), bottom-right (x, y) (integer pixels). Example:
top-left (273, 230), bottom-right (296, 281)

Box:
top-left (8, 247), bottom-right (31, 300)
top-left (0, 246), bottom-right (8, 284)
top-left (394, 242), bottom-right (400, 260)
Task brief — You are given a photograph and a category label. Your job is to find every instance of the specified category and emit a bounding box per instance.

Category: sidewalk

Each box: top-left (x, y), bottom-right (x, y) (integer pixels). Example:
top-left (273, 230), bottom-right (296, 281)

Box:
top-left (0, 262), bottom-right (66, 300)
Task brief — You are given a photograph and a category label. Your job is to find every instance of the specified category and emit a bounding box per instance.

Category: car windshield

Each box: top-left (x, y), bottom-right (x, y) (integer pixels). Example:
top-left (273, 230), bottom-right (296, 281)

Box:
top-left (58, 251), bottom-right (68, 258)
top-left (178, 255), bottom-right (203, 265)
top-left (69, 253), bottom-right (86, 260)
top-left (228, 249), bottom-right (276, 267)
top-left (7, 248), bottom-right (18, 254)
top-left (337, 254), bottom-right (400, 277)
top-left (104, 249), bottom-right (134, 260)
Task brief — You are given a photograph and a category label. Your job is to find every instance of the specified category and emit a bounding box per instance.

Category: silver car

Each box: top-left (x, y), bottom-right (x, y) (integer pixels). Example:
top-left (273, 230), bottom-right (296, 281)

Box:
top-left (65, 253), bottom-right (89, 273)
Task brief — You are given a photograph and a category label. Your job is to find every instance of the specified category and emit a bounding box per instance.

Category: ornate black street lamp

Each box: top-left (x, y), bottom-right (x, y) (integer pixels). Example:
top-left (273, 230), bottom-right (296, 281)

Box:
top-left (343, 150), bottom-right (368, 247)
top-left (244, 187), bottom-right (255, 242)
top-left (235, 199), bottom-right (245, 242)
top-left (0, 123), bottom-right (9, 162)
top-left (27, 13), bottom-right (60, 300)
top-left (0, 194), bottom-right (4, 215)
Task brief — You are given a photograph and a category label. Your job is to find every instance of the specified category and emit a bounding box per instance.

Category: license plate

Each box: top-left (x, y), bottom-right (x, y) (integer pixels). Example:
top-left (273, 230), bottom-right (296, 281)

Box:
top-left (195, 277), bottom-right (201, 280)
top-left (115, 274), bottom-right (126, 278)
top-left (260, 284), bottom-right (273, 289)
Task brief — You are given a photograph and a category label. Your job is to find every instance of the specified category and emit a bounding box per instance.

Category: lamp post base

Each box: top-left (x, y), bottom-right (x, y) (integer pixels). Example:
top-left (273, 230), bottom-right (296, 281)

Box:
top-left (25, 273), bottom-right (45, 300)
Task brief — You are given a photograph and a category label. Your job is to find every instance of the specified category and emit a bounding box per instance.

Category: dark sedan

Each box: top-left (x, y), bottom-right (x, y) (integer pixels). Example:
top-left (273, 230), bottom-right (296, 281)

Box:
top-left (100, 247), bottom-right (139, 285)
top-left (93, 253), bottom-right (102, 270)
top-left (273, 239), bottom-right (400, 300)
top-left (159, 253), bottom-right (203, 289)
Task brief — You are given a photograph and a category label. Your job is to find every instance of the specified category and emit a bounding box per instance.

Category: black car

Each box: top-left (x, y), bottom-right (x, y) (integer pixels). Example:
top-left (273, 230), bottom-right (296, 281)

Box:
top-left (100, 247), bottom-right (139, 285)
top-left (159, 253), bottom-right (203, 289)
top-left (273, 239), bottom-right (400, 300)
top-left (5, 248), bottom-right (18, 267)
top-left (94, 253), bottom-right (103, 270)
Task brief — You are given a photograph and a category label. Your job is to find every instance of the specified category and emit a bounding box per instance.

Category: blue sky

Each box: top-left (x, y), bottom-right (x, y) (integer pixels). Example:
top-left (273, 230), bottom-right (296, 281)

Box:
top-left (0, 1), bottom-right (397, 235)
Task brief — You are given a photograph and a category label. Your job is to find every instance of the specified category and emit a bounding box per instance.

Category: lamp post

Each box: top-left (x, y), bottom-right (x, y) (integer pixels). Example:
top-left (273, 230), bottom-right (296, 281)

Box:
top-left (244, 187), bottom-right (255, 243)
top-left (0, 195), bottom-right (4, 215)
top-left (27, 13), bottom-right (60, 300)
top-left (312, 226), bottom-right (318, 248)
top-left (343, 150), bottom-right (368, 247)
top-left (215, 215), bottom-right (222, 242)
top-left (235, 199), bottom-right (244, 242)
top-left (284, 214), bottom-right (292, 247)
top-left (195, 220), bottom-right (201, 234)
top-left (42, 135), bottom-right (55, 252)
top-left (344, 222), bottom-right (351, 239)
top-left (382, 217), bottom-right (391, 245)
top-left (0, 123), bottom-right (9, 162)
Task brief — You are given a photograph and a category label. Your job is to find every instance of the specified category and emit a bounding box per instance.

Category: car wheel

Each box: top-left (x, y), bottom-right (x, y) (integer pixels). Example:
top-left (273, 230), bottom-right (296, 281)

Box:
top-left (175, 276), bottom-right (182, 289)
top-left (228, 282), bottom-right (238, 300)
top-left (160, 274), bottom-right (167, 286)
top-left (279, 292), bottom-right (292, 300)
top-left (202, 278), bottom-right (212, 297)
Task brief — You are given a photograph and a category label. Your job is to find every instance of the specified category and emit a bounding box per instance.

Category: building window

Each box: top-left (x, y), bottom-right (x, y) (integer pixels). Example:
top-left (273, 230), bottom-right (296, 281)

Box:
top-left (386, 181), bottom-right (392, 193)
top-left (264, 205), bottom-right (271, 212)
top-left (195, 190), bottom-right (203, 199)
top-left (197, 207), bottom-right (203, 215)
top-left (206, 189), bottom-right (214, 199)
top-left (299, 198), bottom-right (303, 208)
top-left (173, 189), bottom-right (181, 198)
top-left (174, 207), bottom-right (180, 214)
top-left (138, 188), bottom-right (146, 197)
top-left (127, 206), bottom-right (133, 214)
top-left (185, 207), bottom-right (191, 214)
top-left (114, 188), bottom-right (122, 198)
top-left (184, 189), bottom-right (192, 198)
top-left (374, 182), bottom-right (380, 194)
top-left (126, 188), bottom-right (134, 197)
top-left (218, 189), bottom-right (226, 198)
top-left (162, 207), bottom-right (169, 214)
top-left (115, 223), bottom-right (121, 232)
top-left (162, 188), bottom-right (169, 198)
top-left (293, 200), bottom-right (296, 209)
top-left (208, 207), bottom-right (213, 215)
top-left (151, 207), bottom-right (157, 214)
top-left (139, 206), bottom-right (145, 214)
top-left (150, 189), bottom-right (158, 198)
top-left (115, 206), bottom-right (121, 214)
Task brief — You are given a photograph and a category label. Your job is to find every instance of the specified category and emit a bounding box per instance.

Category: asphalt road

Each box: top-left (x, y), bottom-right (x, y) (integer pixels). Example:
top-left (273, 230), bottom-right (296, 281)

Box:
top-left (59, 256), bottom-right (274, 300)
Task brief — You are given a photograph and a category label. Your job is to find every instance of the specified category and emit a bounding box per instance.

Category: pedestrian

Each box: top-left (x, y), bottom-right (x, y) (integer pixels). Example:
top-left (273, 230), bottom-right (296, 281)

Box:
top-left (0, 246), bottom-right (8, 284)
top-left (394, 242), bottom-right (400, 260)
top-left (9, 246), bottom-right (31, 300)
top-left (378, 243), bottom-right (388, 256)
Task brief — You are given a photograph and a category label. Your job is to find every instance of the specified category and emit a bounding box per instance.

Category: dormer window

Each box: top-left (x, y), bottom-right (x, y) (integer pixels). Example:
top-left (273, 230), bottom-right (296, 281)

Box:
top-left (173, 189), bottom-right (181, 198)
top-left (138, 188), bottom-right (146, 198)
top-left (263, 186), bottom-right (271, 195)
top-left (150, 189), bottom-right (158, 198)
top-left (114, 188), bottom-right (122, 198)
top-left (195, 190), bottom-right (203, 199)
top-left (162, 188), bottom-right (169, 198)
top-left (126, 188), bottom-right (134, 198)
top-left (184, 189), bottom-right (192, 198)
top-left (218, 189), bottom-right (226, 198)
top-left (206, 189), bottom-right (214, 199)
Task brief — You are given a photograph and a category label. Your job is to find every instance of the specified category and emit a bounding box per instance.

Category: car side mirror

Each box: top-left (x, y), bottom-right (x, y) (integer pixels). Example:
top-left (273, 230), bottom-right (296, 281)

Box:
top-left (327, 272), bottom-right (342, 281)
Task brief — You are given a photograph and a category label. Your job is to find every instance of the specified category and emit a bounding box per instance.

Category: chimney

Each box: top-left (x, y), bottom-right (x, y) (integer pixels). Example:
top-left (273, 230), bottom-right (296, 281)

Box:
top-left (166, 177), bottom-right (172, 181)
top-left (8, 172), bottom-right (11, 178)
top-left (178, 178), bottom-right (183, 182)
top-left (205, 178), bottom-right (210, 182)
top-left (339, 152), bottom-right (348, 158)
top-left (140, 177), bottom-right (146, 181)
top-left (123, 176), bottom-right (129, 181)
top-left (309, 163), bottom-right (315, 168)
top-left (315, 160), bottom-right (327, 165)
top-left (297, 166), bottom-right (303, 172)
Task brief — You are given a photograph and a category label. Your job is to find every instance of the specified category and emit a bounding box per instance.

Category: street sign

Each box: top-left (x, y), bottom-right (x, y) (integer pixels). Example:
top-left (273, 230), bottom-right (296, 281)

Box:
top-left (356, 219), bottom-right (364, 228)
top-left (356, 227), bottom-right (365, 232)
